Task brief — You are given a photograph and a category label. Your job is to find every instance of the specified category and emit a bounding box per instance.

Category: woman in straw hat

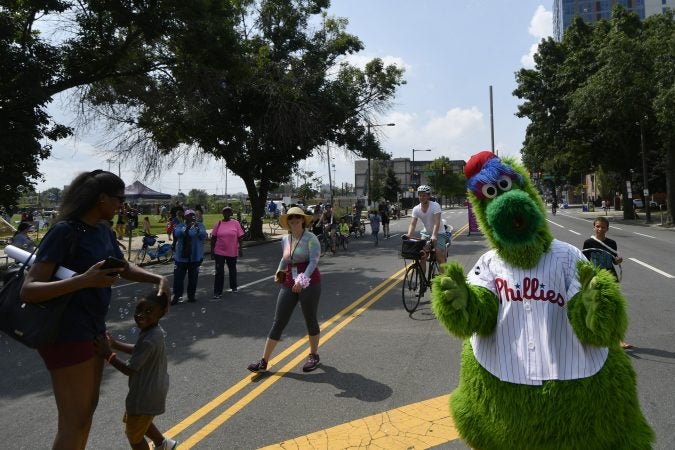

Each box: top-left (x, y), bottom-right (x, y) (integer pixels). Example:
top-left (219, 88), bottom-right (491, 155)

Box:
top-left (247, 206), bottom-right (323, 373)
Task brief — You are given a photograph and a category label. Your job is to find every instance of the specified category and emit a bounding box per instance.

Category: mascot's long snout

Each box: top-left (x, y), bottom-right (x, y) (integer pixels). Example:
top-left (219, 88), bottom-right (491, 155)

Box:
top-left (486, 189), bottom-right (543, 245)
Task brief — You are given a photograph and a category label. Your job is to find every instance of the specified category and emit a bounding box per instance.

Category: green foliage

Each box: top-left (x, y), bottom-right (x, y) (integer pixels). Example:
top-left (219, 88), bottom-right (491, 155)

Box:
top-left (426, 157), bottom-right (465, 202)
top-left (186, 189), bottom-right (209, 208)
top-left (82, 0), bottom-right (405, 239)
top-left (0, 0), bottom-right (199, 208)
top-left (382, 166), bottom-right (402, 203)
top-left (295, 183), bottom-right (316, 203)
top-left (514, 6), bottom-right (675, 223)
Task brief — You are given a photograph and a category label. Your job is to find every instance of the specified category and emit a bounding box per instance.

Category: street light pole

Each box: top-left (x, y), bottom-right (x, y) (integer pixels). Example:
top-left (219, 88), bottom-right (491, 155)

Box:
top-left (639, 117), bottom-right (651, 223)
top-left (365, 122), bottom-right (395, 207)
top-left (411, 148), bottom-right (431, 190)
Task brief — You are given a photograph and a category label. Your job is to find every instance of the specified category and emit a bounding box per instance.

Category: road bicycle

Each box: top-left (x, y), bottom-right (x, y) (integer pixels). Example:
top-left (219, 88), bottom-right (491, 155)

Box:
top-left (401, 237), bottom-right (440, 313)
top-left (135, 234), bottom-right (174, 265)
top-left (336, 230), bottom-right (349, 251)
top-left (319, 226), bottom-right (336, 256)
top-left (267, 217), bottom-right (282, 234)
top-left (582, 247), bottom-right (622, 281)
top-left (240, 218), bottom-right (251, 241)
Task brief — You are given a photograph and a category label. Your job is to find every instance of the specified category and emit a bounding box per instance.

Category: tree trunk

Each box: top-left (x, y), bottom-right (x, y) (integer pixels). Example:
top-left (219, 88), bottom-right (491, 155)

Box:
top-left (241, 175), bottom-right (269, 241)
top-left (666, 145), bottom-right (674, 226)
top-left (622, 174), bottom-right (637, 220)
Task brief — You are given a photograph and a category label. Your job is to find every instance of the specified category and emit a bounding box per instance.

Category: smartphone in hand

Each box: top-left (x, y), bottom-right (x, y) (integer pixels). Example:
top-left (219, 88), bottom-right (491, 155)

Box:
top-left (100, 256), bottom-right (125, 276)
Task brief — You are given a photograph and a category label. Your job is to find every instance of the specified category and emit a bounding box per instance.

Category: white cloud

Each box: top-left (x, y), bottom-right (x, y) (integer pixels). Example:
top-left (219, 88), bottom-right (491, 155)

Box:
top-left (521, 5), bottom-right (553, 68)
top-left (529, 5), bottom-right (553, 39)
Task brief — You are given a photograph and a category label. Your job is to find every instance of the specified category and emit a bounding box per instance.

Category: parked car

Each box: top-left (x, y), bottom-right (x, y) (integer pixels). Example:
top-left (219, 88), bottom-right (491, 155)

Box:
top-left (649, 201), bottom-right (660, 209)
top-left (632, 199), bottom-right (644, 208)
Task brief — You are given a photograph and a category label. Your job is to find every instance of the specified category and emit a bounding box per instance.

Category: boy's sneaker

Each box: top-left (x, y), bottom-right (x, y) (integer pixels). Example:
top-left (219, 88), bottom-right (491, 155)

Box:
top-left (212, 294), bottom-right (222, 299)
top-left (153, 437), bottom-right (178, 449)
top-left (247, 358), bottom-right (267, 373)
top-left (302, 353), bottom-right (320, 372)
top-left (170, 296), bottom-right (182, 305)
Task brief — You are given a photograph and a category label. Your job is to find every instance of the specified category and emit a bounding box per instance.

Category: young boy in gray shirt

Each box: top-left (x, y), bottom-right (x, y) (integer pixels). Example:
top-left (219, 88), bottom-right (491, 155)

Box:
top-left (95, 290), bottom-right (177, 450)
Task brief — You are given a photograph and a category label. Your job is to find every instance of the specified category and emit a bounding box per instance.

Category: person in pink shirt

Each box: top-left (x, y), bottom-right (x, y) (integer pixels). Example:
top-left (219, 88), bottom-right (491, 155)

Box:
top-left (211, 207), bottom-right (245, 298)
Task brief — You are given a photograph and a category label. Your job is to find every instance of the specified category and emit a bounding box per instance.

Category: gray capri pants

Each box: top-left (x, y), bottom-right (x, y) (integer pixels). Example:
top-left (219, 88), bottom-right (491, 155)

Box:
top-left (268, 283), bottom-right (321, 340)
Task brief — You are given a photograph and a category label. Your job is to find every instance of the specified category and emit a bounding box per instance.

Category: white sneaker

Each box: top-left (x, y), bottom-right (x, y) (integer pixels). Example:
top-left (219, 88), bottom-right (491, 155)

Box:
top-left (154, 438), bottom-right (178, 449)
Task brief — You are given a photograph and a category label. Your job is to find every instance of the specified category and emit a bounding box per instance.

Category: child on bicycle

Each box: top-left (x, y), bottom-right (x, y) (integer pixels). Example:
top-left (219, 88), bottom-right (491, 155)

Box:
top-left (338, 218), bottom-right (349, 240)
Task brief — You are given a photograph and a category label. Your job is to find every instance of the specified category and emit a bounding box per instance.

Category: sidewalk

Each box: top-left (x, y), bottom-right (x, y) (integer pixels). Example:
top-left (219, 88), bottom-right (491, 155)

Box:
top-left (558, 204), bottom-right (672, 229)
top-left (0, 229), bottom-right (285, 271)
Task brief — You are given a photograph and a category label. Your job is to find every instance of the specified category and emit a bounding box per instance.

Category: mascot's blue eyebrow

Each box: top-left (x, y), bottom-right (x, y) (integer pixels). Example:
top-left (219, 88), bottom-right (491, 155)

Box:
top-left (467, 157), bottom-right (524, 198)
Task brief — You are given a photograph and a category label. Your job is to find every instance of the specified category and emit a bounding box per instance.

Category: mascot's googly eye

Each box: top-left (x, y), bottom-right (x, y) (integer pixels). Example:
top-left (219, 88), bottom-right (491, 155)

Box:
top-left (481, 184), bottom-right (498, 199)
top-left (497, 175), bottom-right (513, 191)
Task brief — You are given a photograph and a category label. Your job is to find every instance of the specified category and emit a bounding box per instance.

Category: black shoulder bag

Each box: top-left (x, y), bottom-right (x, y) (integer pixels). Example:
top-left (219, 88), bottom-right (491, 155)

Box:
top-left (0, 222), bottom-right (77, 348)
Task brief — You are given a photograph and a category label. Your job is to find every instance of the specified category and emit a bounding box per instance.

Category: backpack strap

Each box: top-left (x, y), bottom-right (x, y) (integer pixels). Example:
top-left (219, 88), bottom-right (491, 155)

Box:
top-left (590, 236), bottom-right (618, 258)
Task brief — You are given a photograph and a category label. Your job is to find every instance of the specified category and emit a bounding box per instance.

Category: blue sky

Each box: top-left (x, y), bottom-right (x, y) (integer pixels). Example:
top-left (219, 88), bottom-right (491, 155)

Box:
top-left (37, 1), bottom-right (553, 196)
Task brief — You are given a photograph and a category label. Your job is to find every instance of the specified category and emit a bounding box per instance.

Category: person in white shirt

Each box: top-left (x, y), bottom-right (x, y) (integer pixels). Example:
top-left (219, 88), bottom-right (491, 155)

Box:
top-left (404, 185), bottom-right (446, 267)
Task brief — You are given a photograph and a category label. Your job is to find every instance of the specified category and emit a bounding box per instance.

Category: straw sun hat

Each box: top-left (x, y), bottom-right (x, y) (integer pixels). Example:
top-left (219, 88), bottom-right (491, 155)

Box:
top-left (279, 206), bottom-right (313, 230)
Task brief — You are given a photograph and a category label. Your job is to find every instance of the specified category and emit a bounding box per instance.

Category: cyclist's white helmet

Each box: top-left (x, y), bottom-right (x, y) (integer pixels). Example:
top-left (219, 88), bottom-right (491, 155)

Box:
top-left (417, 185), bottom-right (431, 194)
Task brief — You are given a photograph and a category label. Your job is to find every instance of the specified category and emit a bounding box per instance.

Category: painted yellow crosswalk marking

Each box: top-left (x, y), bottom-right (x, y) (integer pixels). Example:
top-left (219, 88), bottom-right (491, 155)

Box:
top-left (259, 394), bottom-right (459, 450)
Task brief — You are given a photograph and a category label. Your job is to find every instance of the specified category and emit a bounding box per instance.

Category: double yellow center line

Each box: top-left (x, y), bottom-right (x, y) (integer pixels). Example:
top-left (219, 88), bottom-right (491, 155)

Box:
top-left (166, 266), bottom-right (408, 448)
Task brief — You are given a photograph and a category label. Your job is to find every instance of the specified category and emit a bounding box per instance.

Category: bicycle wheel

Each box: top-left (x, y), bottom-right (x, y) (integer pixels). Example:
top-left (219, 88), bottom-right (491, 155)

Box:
top-left (342, 235), bottom-right (348, 250)
top-left (427, 260), bottom-right (440, 291)
top-left (161, 247), bottom-right (174, 264)
top-left (319, 234), bottom-right (328, 256)
top-left (402, 264), bottom-right (423, 313)
top-left (136, 247), bottom-right (147, 264)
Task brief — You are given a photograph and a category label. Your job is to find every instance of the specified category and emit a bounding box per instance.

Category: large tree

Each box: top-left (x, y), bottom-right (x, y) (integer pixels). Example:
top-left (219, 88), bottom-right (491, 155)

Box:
top-left (83, 0), bottom-right (404, 239)
top-left (0, 0), bottom-right (212, 209)
top-left (426, 157), bottom-right (465, 205)
top-left (514, 6), bottom-right (674, 223)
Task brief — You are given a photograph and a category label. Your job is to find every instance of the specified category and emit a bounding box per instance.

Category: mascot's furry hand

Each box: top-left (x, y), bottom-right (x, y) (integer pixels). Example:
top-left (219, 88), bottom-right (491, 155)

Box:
top-left (568, 260), bottom-right (627, 346)
top-left (432, 261), bottom-right (498, 338)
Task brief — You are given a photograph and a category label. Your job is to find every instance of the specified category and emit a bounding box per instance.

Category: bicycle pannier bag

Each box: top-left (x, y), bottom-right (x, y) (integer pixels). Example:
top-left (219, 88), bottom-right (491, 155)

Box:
top-left (401, 239), bottom-right (426, 259)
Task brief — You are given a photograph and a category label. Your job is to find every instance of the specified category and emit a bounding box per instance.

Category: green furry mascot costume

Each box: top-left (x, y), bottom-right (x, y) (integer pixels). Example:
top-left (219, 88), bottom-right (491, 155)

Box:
top-left (431, 151), bottom-right (654, 449)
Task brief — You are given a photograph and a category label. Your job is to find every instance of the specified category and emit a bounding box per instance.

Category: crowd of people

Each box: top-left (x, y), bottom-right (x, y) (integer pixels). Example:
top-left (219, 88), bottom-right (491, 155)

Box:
top-left (6, 170), bottom-right (639, 450)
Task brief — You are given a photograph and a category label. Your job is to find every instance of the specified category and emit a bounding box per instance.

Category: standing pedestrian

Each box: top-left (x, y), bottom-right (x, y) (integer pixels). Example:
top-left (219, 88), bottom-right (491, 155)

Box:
top-left (142, 216), bottom-right (151, 235)
top-left (171, 209), bottom-right (207, 304)
top-left (381, 207), bottom-right (390, 239)
top-left (368, 210), bottom-right (381, 246)
top-left (211, 206), bottom-right (245, 298)
top-left (247, 207), bottom-right (322, 373)
top-left (20, 169), bottom-right (170, 450)
top-left (94, 289), bottom-right (177, 450)
top-left (582, 216), bottom-right (632, 349)
top-left (116, 203), bottom-right (128, 238)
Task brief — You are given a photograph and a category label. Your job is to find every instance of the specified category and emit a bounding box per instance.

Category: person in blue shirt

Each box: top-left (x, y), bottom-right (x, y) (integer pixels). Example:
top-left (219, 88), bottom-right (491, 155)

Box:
top-left (21, 169), bottom-right (170, 450)
top-left (171, 209), bottom-right (207, 304)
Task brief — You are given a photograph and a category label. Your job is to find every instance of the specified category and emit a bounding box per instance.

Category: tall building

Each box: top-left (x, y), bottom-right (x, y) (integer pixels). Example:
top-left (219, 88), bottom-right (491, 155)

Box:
top-left (554, 0), bottom-right (674, 40)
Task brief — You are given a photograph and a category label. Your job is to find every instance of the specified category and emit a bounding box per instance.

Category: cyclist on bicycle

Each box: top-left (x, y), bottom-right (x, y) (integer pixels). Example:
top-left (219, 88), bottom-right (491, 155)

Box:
top-left (403, 185), bottom-right (447, 271)
top-left (320, 204), bottom-right (336, 254)
top-left (551, 199), bottom-right (558, 215)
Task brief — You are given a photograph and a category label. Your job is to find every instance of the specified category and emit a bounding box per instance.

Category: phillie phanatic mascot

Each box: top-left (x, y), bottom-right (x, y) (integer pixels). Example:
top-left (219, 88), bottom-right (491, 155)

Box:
top-left (431, 151), bottom-right (654, 449)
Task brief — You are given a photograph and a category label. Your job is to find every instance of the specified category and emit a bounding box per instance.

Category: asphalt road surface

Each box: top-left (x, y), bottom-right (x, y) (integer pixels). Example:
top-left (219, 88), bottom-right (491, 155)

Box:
top-left (1, 207), bottom-right (673, 449)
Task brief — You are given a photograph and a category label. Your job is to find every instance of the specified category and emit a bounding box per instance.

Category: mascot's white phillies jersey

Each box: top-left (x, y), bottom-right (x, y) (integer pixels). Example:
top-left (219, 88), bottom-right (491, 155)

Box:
top-left (466, 239), bottom-right (608, 385)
